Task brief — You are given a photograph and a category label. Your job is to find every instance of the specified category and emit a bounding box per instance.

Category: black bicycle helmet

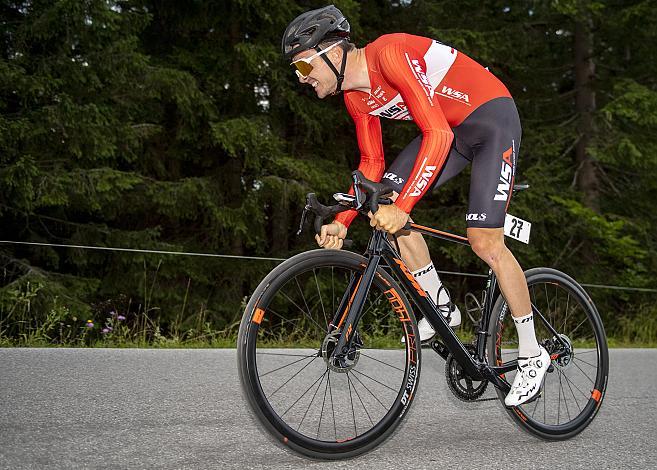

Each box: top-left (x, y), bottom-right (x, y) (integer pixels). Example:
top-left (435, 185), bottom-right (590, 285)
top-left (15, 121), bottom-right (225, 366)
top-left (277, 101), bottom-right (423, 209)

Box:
top-left (281, 5), bottom-right (350, 62)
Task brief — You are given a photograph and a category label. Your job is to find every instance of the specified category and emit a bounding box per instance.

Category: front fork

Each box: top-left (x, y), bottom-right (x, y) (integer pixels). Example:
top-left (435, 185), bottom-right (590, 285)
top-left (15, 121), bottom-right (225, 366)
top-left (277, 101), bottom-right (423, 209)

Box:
top-left (327, 231), bottom-right (387, 362)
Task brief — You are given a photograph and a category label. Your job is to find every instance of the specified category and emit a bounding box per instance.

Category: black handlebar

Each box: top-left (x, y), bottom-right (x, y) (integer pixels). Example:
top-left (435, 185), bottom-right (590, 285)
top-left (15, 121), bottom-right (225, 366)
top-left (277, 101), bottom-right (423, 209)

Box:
top-left (297, 171), bottom-right (395, 237)
top-left (351, 170), bottom-right (394, 214)
top-left (305, 193), bottom-right (349, 234)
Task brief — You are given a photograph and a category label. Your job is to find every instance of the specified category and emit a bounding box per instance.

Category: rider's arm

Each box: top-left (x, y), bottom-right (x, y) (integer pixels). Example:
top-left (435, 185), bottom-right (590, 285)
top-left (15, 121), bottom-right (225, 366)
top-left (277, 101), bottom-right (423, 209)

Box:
top-left (333, 92), bottom-right (385, 228)
top-left (377, 42), bottom-right (454, 214)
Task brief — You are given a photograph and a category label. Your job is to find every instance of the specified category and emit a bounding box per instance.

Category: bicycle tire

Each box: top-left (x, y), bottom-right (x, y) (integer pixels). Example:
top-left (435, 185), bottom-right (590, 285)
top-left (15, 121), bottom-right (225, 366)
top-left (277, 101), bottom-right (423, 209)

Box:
top-left (487, 267), bottom-right (609, 440)
top-left (237, 249), bottom-right (421, 459)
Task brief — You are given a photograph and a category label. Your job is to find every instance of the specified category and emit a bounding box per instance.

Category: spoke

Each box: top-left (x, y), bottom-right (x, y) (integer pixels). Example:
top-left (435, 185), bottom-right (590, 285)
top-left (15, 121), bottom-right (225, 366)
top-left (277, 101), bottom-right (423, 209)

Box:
top-left (543, 377), bottom-right (547, 423)
top-left (360, 352), bottom-right (404, 372)
top-left (562, 292), bottom-right (571, 333)
top-left (296, 277), bottom-right (319, 327)
top-left (572, 359), bottom-right (595, 385)
top-left (331, 267), bottom-right (335, 318)
top-left (554, 283), bottom-right (559, 329)
top-left (317, 370), bottom-right (330, 439)
top-left (573, 356), bottom-right (598, 369)
top-left (263, 306), bottom-right (302, 330)
top-left (347, 371), bottom-right (357, 437)
top-left (574, 349), bottom-right (598, 355)
top-left (279, 290), bottom-right (325, 334)
top-left (348, 372), bottom-right (374, 427)
top-left (349, 371), bottom-right (389, 411)
top-left (560, 369), bottom-right (582, 412)
top-left (557, 373), bottom-right (562, 425)
top-left (282, 367), bottom-right (327, 418)
top-left (313, 268), bottom-right (328, 328)
top-left (561, 370), bottom-right (588, 403)
top-left (545, 283), bottom-right (551, 326)
top-left (531, 391), bottom-right (540, 418)
top-left (561, 370), bottom-right (572, 421)
top-left (259, 354), bottom-right (317, 378)
top-left (359, 291), bottom-right (387, 336)
top-left (328, 371), bottom-right (337, 441)
top-left (360, 291), bottom-right (386, 322)
top-left (269, 356), bottom-right (318, 398)
top-left (257, 351), bottom-right (317, 358)
top-left (298, 370), bottom-right (328, 431)
top-left (351, 368), bottom-right (398, 393)
top-left (569, 317), bottom-right (589, 338)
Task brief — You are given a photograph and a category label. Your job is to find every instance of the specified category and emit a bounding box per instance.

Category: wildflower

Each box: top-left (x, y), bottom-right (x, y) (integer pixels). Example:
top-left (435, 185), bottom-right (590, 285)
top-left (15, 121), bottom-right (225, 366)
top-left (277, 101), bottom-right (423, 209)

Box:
top-left (86, 320), bottom-right (94, 328)
top-left (110, 310), bottom-right (117, 317)
top-left (101, 328), bottom-right (109, 334)
top-left (117, 315), bottom-right (126, 321)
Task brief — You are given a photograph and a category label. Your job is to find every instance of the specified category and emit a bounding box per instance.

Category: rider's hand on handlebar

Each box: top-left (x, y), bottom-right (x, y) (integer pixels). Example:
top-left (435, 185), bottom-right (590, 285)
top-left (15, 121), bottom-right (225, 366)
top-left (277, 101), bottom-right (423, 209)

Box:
top-left (368, 204), bottom-right (409, 235)
top-left (316, 221), bottom-right (348, 250)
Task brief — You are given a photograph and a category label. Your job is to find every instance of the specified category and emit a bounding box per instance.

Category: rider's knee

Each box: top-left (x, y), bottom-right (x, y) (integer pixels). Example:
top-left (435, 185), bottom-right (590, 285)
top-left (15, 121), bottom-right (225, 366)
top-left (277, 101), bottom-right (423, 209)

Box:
top-left (468, 231), bottom-right (505, 267)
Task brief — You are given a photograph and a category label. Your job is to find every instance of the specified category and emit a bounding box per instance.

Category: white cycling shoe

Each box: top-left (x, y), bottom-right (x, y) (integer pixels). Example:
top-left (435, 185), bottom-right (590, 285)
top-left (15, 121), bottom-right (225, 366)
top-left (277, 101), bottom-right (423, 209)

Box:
top-left (504, 346), bottom-right (551, 407)
top-left (402, 305), bottom-right (461, 343)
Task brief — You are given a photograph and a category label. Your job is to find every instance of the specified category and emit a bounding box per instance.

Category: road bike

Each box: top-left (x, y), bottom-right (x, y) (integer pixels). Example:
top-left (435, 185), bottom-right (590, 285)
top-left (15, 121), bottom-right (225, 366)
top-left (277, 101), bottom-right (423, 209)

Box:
top-left (236, 171), bottom-right (609, 459)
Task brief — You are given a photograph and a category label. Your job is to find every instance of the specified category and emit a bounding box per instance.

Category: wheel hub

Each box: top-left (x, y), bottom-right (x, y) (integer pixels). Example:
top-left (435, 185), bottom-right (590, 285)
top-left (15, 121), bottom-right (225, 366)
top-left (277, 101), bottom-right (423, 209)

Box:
top-left (545, 333), bottom-right (574, 370)
top-left (321, 330), bottom-right (362, 373)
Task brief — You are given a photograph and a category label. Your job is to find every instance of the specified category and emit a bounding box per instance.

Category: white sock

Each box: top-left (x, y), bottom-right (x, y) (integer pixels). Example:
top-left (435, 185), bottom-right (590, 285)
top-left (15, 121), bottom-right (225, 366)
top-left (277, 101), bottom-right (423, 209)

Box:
top-left (410, 262), bottom-right (452, 317)
top-left (514, 312), bottom-right (540, 357)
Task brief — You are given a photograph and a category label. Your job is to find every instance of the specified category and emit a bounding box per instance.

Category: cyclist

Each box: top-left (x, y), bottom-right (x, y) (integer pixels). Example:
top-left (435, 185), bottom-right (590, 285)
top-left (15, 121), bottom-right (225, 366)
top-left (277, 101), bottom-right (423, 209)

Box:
top-left (282, 5), bottom-right (549, 407)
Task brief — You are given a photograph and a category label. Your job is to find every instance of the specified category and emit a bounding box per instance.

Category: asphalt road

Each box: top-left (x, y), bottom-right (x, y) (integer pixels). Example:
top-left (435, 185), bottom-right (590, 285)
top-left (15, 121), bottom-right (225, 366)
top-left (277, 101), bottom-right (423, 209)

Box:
top-left (1, 348), bottom-right (655, 469)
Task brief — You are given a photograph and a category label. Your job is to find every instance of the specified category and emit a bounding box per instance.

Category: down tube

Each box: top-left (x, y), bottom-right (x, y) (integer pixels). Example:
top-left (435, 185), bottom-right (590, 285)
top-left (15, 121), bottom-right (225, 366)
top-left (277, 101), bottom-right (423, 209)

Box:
top-left (381, 241), bottom-right (483, 380)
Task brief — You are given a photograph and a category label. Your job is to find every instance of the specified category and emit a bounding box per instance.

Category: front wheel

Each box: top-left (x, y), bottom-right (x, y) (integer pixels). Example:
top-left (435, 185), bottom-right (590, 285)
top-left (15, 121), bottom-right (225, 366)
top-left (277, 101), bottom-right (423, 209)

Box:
top-left (487, 267), bottom-right (609, 440)
top-left (237, 249), bottom-right (421, 459)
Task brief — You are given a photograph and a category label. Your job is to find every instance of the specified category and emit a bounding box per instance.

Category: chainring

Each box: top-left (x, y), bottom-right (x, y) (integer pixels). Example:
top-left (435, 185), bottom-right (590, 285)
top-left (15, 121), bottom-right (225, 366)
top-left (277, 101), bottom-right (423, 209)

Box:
top-left (445, 344), bottom-right (489, 401)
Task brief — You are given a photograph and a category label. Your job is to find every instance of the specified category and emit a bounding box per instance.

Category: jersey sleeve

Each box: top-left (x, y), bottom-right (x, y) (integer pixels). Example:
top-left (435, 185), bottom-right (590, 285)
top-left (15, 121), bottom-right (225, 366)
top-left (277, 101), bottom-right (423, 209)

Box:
top-left (377, 42), bottom-right (454, 213)
top-left (334, 92), bottom-right (385, 228)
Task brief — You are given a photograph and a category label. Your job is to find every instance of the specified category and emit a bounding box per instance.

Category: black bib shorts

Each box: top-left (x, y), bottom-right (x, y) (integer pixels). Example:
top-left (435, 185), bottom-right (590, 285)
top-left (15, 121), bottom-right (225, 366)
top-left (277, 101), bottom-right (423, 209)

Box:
top-left (382, 97), bottom-right (522, 229)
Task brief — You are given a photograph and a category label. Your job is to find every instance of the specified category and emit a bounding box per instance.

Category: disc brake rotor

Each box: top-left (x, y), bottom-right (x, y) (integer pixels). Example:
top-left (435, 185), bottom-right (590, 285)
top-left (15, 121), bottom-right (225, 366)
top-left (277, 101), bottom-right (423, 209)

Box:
top-left (321, 329), bottom-right (362, 373)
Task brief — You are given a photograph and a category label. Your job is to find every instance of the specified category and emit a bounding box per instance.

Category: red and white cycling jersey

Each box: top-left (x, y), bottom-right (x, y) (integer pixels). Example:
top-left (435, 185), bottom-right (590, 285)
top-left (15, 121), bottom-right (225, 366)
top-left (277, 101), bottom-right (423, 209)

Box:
top-left (335, 33), bottom-right (511, 228)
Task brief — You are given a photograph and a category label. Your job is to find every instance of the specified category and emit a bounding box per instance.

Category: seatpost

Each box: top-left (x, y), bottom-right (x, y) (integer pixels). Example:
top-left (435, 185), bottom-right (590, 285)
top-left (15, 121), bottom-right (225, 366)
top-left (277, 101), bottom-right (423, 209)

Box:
top-left (476, 268), bottom-right (497, 360)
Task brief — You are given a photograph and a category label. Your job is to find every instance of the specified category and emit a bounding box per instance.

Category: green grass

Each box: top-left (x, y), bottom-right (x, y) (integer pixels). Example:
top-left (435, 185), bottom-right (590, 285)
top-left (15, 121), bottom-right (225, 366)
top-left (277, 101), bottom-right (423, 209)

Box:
top-left (1, 283), bottom-right (655, 348)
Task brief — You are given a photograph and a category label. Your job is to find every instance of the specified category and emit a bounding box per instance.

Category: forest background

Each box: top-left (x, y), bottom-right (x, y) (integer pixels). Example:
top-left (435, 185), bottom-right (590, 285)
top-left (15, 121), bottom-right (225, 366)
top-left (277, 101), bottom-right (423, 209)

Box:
top-left (1, 0), bottom-right (656, 346)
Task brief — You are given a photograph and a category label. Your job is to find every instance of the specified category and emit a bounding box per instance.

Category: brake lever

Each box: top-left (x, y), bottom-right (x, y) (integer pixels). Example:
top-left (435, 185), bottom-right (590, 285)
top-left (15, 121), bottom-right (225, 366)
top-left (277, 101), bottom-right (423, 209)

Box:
top-left (296, 204), bottom-right (311, 236)
top-left (352, 172), bottom-right (365, 210)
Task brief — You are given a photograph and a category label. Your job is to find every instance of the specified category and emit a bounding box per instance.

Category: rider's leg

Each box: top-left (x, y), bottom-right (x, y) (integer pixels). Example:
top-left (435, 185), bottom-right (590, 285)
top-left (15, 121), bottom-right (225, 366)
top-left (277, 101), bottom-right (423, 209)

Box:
top-left (390, 192), bottom-right (461, 333)
top-left (467, 227), bottom-right (539, 357)
top-left (382, 138), bottom-right (470, 337)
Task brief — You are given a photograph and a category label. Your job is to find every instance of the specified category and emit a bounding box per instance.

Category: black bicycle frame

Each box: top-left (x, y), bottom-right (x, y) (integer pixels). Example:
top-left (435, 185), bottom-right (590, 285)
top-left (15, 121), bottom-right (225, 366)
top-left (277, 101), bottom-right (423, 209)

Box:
top-left (328, 223), bottom-right (515, 394)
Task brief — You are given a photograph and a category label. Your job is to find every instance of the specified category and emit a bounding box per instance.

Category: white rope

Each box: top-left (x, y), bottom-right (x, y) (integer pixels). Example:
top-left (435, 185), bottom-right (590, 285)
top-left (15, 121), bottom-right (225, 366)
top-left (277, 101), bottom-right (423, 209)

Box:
top-left (1, 240), bottom-right (656, 292)
top-left (0, 240), bottom-right (285, 262)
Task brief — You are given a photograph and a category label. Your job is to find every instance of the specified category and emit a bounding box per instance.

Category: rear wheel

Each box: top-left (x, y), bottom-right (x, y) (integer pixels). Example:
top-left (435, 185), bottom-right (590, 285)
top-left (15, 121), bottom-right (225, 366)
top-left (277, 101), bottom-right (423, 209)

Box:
top-left (237, 250), bottom-right (421, 459)
top-left (487, 268), bottom-right (608, 440)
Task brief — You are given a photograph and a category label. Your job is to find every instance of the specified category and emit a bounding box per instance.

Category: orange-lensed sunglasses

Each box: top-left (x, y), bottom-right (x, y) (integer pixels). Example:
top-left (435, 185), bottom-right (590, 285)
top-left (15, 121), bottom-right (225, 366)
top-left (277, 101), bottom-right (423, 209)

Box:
top-left (290, 40), bottom-right (344, 78)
